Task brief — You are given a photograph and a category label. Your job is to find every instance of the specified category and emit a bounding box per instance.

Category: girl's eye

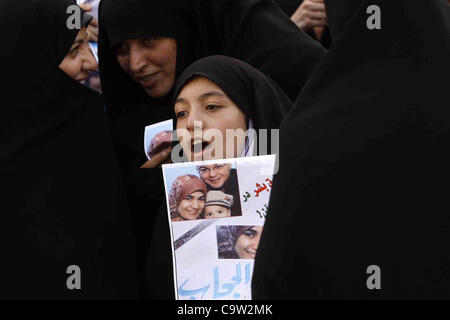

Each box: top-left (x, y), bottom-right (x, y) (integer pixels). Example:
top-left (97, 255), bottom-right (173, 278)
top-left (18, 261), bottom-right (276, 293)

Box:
top-left (176, 111), bottom-right (187, 119)
top-left (205, 104), bottom-right (221, 111)
top-left (185, 196), bottom-right (192, 200)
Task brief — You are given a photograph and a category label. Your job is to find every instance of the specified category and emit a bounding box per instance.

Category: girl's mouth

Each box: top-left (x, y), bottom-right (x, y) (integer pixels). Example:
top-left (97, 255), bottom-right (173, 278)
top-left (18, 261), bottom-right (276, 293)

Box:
top-left (191, 139), bottom-right (213, 158)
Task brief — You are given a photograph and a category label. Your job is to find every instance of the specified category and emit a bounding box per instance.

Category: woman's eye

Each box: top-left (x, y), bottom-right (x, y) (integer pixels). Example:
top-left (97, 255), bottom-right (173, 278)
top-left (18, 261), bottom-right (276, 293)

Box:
top-left (143, 38), bottom-right (157, 47)
top-left (205, 104), bottom-right (221, 111)
top-left (176, 111), bottom-right (187, 119)
top-left (116, 45), bottom-right (128, 56)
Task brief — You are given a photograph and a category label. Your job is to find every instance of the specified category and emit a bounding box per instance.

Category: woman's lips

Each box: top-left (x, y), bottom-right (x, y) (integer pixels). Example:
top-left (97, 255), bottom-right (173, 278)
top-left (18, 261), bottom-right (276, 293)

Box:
top-left (245, 248), bottom-right (257, 258)
top-left (185, 209), bottom-right (200, 216)
top-left (137, 72), bottom-right (160, 88)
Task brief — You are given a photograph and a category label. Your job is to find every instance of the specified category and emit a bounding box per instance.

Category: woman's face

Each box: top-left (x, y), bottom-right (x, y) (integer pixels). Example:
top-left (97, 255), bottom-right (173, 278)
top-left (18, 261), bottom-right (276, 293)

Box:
top-left (234, 226), bottom-right (263, 259)
top-left (177, 191), bottom-right (206, 220)
top-left (175, 77), bottom-right (247, 161)
top-left (115, 37), bottom-right (177, 98)
top-left (59, 27), bottom-right (98, 81)
top-left (204, 205), bottom-right (231, 219)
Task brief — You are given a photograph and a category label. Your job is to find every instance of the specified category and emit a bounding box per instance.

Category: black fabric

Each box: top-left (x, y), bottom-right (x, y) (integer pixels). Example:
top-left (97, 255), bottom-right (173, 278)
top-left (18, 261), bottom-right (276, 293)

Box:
top-left (145, 55), bottom-right (293, 299)
top-left (274, 0), bottom-right (332, 48)
top-left (98, 0), bottom-right (325, 171)
top-left (0, 0), bottom-right (137, 299)
top-left (252, 0), bottom-right (450, 299)
top-left (172, 55), bottom-right (292, 138)
top-left (197, 0), bottom-right (326, 101)
top-left (98, 0), bottom-right (199, 296)
top-left (274, 0), bottom-right (303, 16)
top-left (98, 0), bottom-right (324, 297)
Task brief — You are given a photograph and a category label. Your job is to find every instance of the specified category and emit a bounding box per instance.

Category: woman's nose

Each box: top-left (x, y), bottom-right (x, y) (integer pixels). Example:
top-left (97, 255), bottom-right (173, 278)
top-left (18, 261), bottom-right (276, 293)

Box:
top-left (129, 45), bottom-right (147, 74)
top-left (191, 200), bottom-right (199, 209)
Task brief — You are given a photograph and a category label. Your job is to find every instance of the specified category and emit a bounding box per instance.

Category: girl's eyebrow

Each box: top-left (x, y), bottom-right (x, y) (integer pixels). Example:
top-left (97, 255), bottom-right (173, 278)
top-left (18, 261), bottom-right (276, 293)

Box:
top-left (199, 91), bottom-right (226, 100)
top-left (175, 97), bottom-right (187, 105)
top-left (175, 91), bottom-right (225, 105)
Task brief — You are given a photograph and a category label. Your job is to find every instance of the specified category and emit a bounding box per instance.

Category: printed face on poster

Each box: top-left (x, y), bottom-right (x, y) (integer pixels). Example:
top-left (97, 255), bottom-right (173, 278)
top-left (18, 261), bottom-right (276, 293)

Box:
top-left (144, 119), bottom-right (173, 160)
top-left (162, 154), bottom-right (276, 300)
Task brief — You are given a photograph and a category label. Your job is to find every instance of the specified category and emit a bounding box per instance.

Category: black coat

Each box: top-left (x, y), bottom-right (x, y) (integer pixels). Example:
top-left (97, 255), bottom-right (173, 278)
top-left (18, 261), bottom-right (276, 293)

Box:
top-left (252, 0), bottom-right (450, 299)
top-left (0, 0), bottom-right (137, 299)
top-left (98, 0), bottom-right (324, 297)
top-left (145, 55), bottom-right (293, 299)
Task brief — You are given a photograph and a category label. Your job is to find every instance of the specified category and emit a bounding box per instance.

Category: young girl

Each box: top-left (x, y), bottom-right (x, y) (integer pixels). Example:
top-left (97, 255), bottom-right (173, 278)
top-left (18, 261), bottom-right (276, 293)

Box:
top-left (145, 55), bottom-right (293, 299)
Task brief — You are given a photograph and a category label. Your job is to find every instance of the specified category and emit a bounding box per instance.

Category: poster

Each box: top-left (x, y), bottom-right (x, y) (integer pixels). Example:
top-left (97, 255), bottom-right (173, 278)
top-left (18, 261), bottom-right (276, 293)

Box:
top-left (144, 119), bottom-right (174, 161)
top-left (162, 155), bottom-right (276, 300)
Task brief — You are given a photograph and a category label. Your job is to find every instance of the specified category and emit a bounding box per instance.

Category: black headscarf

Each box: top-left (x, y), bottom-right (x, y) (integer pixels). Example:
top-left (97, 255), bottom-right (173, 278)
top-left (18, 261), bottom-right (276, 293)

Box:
top-left (0, 0), bottom-right (137, 299)
top-left (253, 0), bottom-right (450, 299)
top-left (98, 0), bottom-right (326, 174)
top-left (98, 0), bottom-right (198, 172)
top-left (173, 55), bottom-right (292, 134)
top-left (173, 55), bottom-right (292, 211)
top-left (274, 0), bottom-right (332, 48)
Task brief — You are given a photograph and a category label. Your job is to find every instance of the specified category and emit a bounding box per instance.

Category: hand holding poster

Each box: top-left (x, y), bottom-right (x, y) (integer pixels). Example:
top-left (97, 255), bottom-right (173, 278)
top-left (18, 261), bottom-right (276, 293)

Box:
top-left (162, 155), bottom-right (276, 300)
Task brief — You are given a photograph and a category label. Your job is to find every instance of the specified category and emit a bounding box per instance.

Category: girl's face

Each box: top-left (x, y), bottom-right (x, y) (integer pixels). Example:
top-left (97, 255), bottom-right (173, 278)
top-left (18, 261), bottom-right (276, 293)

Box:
top-left (115, 37), bottom-right (177, 98)
top-left (204, 205), bottom-right (231, 219)
top-left (175, 77), bottom-right (247, 161)
top-left (177, 191), bottom-right (206, 220)
top-left (234, 226), bottom-right (263, 259)
top-left (59, 27), bottom-right (98, 81)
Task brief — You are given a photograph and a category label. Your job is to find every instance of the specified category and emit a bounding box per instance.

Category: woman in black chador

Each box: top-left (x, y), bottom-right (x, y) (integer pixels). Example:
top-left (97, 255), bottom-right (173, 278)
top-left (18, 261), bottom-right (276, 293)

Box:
top-left (97, 0), bottom-right (325, 293)
top-left (252, 0), bottom-right (450, 299)
top-left (146, 55), bottom-right (293, 299)
top-left (0, 0), bottom-right (137, 299)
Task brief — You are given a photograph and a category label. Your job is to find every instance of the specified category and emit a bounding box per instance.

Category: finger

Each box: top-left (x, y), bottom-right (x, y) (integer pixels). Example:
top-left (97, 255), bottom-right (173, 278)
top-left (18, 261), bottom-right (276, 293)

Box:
top-left (141, 149), bottom-right (171, 168)
top-left (305, 10), bottom-right (327, 20)
top-left (308, 18), bottom-right (328, 27)
top-left (79, 4), bottom-right (92, 12)
top-left (303, 2), bottom-right (326, 12)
